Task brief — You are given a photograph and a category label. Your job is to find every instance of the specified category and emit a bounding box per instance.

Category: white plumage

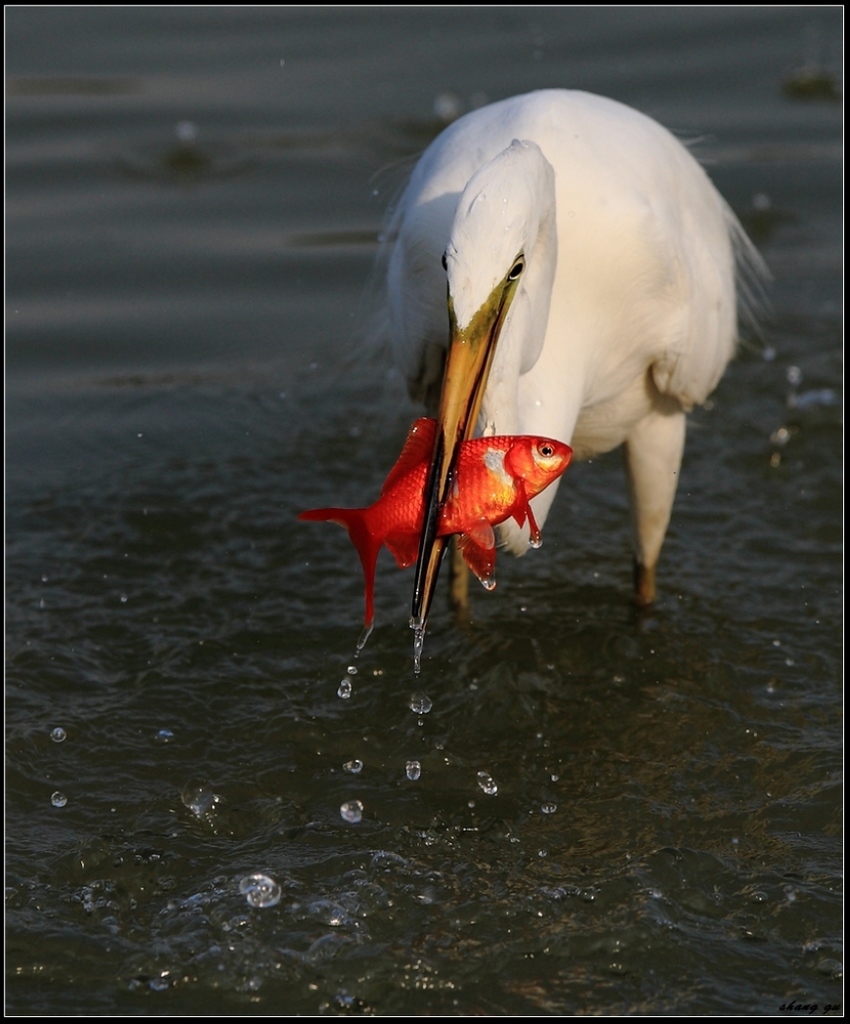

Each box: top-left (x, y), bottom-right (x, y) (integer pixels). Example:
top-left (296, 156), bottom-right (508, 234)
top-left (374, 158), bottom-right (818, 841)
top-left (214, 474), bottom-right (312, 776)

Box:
top-left (383, 90), bottom-right (763, 622)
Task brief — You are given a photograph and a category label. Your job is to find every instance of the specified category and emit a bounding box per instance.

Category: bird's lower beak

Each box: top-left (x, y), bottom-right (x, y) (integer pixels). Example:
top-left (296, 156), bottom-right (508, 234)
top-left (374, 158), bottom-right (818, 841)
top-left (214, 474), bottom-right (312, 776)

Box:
top-left (411, 284), bottom-right (513, 631)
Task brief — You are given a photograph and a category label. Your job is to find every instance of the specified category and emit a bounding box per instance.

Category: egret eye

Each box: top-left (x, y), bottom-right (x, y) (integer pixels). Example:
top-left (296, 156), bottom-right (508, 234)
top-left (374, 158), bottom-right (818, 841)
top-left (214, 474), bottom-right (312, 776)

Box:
top-left (508, 257), bottom-right (525, 281)
top-left (441, 252), bottom-right (448, 271)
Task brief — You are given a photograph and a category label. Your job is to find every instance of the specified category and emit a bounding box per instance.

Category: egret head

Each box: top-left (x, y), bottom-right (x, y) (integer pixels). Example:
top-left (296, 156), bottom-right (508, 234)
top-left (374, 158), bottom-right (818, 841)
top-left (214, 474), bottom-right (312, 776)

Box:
top-left (445, 138), bottom-right (556, 342)
top-left (412, 140), bottom-right (558, 628)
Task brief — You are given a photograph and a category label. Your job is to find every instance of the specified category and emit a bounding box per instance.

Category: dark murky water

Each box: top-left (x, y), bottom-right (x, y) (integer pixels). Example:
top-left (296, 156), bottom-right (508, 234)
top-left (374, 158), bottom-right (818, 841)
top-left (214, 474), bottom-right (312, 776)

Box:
top-left (6, 8), bottom-right (842, 1015)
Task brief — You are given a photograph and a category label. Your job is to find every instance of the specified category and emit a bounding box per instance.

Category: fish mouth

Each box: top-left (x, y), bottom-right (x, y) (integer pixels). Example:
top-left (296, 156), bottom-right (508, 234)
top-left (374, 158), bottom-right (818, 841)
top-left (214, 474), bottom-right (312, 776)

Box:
top-left (411, 258), bottom-right (524, 631)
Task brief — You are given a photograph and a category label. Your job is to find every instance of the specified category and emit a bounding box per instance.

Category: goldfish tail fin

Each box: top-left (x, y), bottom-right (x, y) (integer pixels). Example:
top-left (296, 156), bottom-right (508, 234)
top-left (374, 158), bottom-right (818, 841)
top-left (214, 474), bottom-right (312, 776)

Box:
top-left (298, 507), bottom-right (381, 626)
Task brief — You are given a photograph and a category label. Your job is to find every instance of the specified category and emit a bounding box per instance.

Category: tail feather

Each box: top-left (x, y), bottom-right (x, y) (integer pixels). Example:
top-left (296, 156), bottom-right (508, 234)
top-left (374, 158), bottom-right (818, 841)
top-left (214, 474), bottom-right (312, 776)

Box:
top-left (298, 507), bottom-right (381, 626)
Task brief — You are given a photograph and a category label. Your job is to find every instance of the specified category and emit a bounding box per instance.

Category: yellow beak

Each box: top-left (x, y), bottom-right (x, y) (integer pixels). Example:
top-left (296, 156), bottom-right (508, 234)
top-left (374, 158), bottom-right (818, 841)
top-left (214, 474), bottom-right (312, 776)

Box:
top-left (411, 266), bottom-right (523, 631)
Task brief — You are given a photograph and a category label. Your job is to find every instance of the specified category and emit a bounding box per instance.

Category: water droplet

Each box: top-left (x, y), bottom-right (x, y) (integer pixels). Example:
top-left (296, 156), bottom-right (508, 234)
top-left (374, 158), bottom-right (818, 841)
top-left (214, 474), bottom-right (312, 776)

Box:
top-left (154, 728), bottom-right (174, 744)
top-left (541, 802), bottom-right (558, 814)
top-left (340, 800), bottom-right (364, 823)
top-left (51, 791), bottom-right (68, 808)
top-left (409, 691), bottom-right (432, 715)
top-left (530, 536), bottom-right (543, 550)
top-left (120, 594), bottom-right (128, 604)
top-left (410, 619), bottom-right (425, 675)
top-left (338, 676), bottom-right (353, 699)
top-left (433, 91), bottom-right (463, 123)
top-left (791, 387), bottom-right (839, 410)
top-left (50, 727), bottom-right (67, 743)
top-left (786, 365), bottom-right (803, 387)
top-left (175, 120), bottom-right (199, 143)
top-left (346, 665), bottom-right (358, 676)
top-left (477, 771), bottom-right (498, 796)
top-left (239, 873), bottom-right (282, 908)
top-left (480, 577), bottom-right (497, 591)
top-left (770, 426), bottom-right (791, 446)
top-left (406, 760), bottom-right (422, 781)
top-left (343, 759), bottom-right (364, 774)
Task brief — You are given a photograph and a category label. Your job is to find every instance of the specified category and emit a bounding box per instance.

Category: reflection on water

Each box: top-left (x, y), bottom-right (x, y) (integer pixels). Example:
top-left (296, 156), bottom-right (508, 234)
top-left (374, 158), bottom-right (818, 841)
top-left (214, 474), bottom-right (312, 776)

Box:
top-left (6, 5), bottom-right (842, 1017)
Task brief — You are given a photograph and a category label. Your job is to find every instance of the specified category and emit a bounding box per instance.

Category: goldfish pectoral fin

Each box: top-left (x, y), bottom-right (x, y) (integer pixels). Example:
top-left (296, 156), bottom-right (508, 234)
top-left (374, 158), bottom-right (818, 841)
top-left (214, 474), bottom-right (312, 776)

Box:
top-left (456, 531), bottom-right (497, 591)
top-left (510, 487), bottom-right (542, 550)
top-left (526, 504), bottom-right (542, 549)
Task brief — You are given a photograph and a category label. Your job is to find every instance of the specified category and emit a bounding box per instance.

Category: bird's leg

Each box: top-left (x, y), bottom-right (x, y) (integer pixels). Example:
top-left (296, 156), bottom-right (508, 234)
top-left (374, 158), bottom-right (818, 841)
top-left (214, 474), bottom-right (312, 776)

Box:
top-left (633, 560), bottom-right (657, 609)
top-left (623, 389), bottom-right (686, 608)
top-left (448, 535), bottom-right (471, 622)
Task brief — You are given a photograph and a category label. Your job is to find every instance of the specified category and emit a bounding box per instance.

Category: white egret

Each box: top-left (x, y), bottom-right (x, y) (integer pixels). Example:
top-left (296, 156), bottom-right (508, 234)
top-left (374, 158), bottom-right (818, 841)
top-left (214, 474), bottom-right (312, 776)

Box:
top-left (381, 90), bottom-right (763, 632)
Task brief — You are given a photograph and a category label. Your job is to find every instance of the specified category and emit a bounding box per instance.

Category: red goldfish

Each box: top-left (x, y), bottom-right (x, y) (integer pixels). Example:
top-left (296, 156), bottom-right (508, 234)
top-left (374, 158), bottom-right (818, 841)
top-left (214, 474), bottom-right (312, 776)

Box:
top-left (299, 417), bottom-right (572, 626)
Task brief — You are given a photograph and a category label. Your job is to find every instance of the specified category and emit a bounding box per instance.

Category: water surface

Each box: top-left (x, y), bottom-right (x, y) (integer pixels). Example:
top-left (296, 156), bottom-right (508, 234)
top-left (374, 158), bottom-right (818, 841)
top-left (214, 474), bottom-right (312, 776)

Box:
top-left (6, 7), bottom-right (842, 1016)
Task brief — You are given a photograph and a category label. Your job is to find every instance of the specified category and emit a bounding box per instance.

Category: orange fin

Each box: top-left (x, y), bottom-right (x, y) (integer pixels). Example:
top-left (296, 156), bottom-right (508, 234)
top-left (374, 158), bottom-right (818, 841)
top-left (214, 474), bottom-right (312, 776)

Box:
top-left (298, 507), bottom-right (380, 626)
top-left (457, 528), bottom-right (497, 590)
top-left (463, 518), bottom-right (495, 550)
top-left (526, 503), bottom-right (542, 547)
top-left (384, 529), bottom-right (420, 570)
top-left (510, 484), bottom-right (542, 547)
top-left (380, 418), bottom-right (436, 495)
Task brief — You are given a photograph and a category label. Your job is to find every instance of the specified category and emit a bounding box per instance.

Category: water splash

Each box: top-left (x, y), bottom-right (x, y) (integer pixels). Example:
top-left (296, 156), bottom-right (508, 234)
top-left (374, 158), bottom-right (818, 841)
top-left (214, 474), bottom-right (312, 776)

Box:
top-left (181, 781), bottom-right (220, 819)
top-left (238, 873), bottom-right (282, 909)
top-left (340, 800), bottom-right (364, 823)
top-left (476, 771), bottom-right (499, 796)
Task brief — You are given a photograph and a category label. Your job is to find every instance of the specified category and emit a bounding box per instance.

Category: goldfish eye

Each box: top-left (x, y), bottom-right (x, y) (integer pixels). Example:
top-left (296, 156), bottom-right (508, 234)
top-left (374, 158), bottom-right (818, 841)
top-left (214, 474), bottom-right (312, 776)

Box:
top-left (537, 442), bottom-right (555, 458)
top-left (508, 256), bottom-right (525, 281)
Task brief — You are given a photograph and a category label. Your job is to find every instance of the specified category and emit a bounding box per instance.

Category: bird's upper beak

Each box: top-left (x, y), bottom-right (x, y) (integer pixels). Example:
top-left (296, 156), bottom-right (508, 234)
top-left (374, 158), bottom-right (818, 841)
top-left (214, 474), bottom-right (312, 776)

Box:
top-left (411, 261), bottom-right (524, 631)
